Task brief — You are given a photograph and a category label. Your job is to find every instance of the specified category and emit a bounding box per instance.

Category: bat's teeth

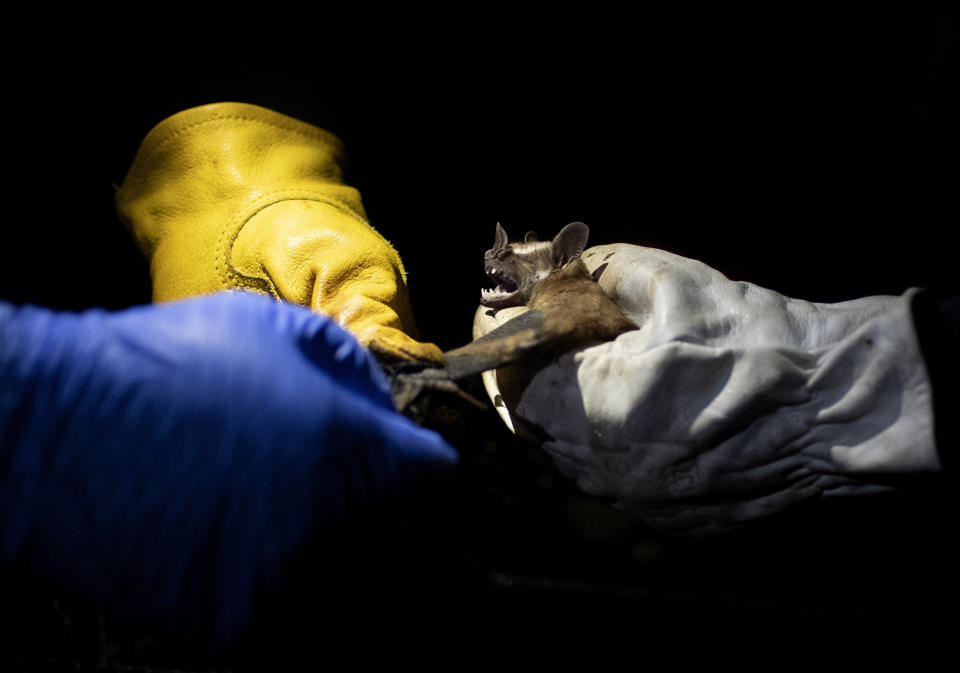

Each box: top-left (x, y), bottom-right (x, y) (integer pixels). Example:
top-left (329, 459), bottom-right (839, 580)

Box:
top-left (482, 286), bottom-right (511, 299)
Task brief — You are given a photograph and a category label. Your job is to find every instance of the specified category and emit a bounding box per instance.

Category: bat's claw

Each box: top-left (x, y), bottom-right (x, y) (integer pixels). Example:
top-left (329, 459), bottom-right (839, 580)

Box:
top-left (388, 366), bottom-right (487, 424)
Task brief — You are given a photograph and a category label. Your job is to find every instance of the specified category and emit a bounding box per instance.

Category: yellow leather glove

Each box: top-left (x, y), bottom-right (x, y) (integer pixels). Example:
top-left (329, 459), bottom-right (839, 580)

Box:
top-left (115, 102), bottom-right (441, 364)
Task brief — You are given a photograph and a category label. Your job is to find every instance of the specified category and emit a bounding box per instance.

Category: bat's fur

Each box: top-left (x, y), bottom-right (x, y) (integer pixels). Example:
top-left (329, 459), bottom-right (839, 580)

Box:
top-left (457, 224), bottom-right (635, 365)
top-left (526, 252), bottom-right (637, 351)
top-left (390, 222), bottom-right (637, 414)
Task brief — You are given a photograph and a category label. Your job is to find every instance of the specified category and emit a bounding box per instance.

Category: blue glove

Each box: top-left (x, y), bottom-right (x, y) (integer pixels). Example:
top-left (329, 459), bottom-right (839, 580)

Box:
top-left (0, 292), bottom-right (458, 648)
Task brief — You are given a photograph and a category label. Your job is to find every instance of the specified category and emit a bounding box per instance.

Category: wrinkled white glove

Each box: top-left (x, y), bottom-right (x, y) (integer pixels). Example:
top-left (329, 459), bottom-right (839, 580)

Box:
top-left (475, 243), bottom-right (941, 533)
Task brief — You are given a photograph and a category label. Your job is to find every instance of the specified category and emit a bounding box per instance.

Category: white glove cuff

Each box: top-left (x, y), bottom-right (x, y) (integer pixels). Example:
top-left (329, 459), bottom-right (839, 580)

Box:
top-left (801, 288), bottom-right (940, 480)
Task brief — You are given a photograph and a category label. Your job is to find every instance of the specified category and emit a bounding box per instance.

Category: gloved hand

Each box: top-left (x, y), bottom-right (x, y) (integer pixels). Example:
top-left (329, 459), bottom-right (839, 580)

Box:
top-left (0, 292), bottom-right (457, 646)
top-left (115, 102), bottom-right (442, 365)
top-left (475, 243), bottom-right (941, 533)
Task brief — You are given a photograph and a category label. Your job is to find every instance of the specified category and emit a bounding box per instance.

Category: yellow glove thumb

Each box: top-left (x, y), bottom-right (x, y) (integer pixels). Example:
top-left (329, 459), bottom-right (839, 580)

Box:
top-left (115, 102), bottom-right (441, 364)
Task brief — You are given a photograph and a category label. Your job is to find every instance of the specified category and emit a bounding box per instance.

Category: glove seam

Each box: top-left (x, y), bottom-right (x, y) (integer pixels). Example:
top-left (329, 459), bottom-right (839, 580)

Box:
top-left (136, 107), bottom-right (345, 163)
top-left (217, 190), bottom-right (387, 296)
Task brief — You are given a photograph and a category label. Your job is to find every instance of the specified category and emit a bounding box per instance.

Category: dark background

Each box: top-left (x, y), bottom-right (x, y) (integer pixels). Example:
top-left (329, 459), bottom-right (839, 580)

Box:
top-left (2, 2), bottom-right (959, 670)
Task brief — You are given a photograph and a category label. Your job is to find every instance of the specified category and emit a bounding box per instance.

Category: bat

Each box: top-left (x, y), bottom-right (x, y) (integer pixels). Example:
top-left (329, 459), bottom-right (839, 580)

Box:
top-left (390, 222), bottom-right (638, 413)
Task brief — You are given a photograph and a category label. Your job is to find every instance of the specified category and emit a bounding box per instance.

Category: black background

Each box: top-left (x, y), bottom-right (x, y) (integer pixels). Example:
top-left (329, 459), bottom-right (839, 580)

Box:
top-left (2, 2), bottom-right (959, 669)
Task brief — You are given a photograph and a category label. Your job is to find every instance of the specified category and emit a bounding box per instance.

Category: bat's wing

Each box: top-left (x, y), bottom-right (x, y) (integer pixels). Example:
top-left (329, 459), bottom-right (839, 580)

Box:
top-left (387, 309), bottom-right (547, 414)
top-left (444, 309), bottom-right (546, 379)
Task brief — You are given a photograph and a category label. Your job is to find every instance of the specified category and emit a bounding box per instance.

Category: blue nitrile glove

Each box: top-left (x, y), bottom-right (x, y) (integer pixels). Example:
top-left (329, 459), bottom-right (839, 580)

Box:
top-left (0, 291), bottom-right (458, 648)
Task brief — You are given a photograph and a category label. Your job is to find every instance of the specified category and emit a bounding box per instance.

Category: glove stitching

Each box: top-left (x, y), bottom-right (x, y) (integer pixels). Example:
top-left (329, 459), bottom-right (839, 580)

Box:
top-left (141, 111), bottom-right (343, 160)
top-left (216, 190), bottom-right (381, 295)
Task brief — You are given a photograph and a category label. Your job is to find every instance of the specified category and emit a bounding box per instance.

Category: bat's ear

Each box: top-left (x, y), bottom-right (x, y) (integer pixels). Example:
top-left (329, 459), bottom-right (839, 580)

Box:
top-left (494, 222), bottom-right (509, 249)
top-left (524, 231), bottom-right (538, 242)
top-left (551, 222), bottom-right (589, 268)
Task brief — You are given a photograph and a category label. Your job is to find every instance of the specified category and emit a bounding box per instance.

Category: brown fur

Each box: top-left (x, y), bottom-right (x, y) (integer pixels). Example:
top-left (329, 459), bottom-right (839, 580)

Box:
top-left (490, 256), bottom-right (637, 410)
top-left (390, 223), bottom-right (638, 414)
top-left (529, 257), bottom-right (637, 352)
top-left (476, 222), bottom-right (637, 364)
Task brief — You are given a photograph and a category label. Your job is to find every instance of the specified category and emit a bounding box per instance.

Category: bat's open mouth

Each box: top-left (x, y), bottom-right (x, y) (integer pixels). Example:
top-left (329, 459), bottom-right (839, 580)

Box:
top-left (480, 268), bottom-right (520, 308)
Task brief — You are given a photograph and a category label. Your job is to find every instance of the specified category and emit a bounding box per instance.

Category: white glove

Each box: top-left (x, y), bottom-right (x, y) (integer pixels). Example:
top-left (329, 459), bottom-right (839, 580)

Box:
top-left (474, 243), bottom-right (941, 533)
